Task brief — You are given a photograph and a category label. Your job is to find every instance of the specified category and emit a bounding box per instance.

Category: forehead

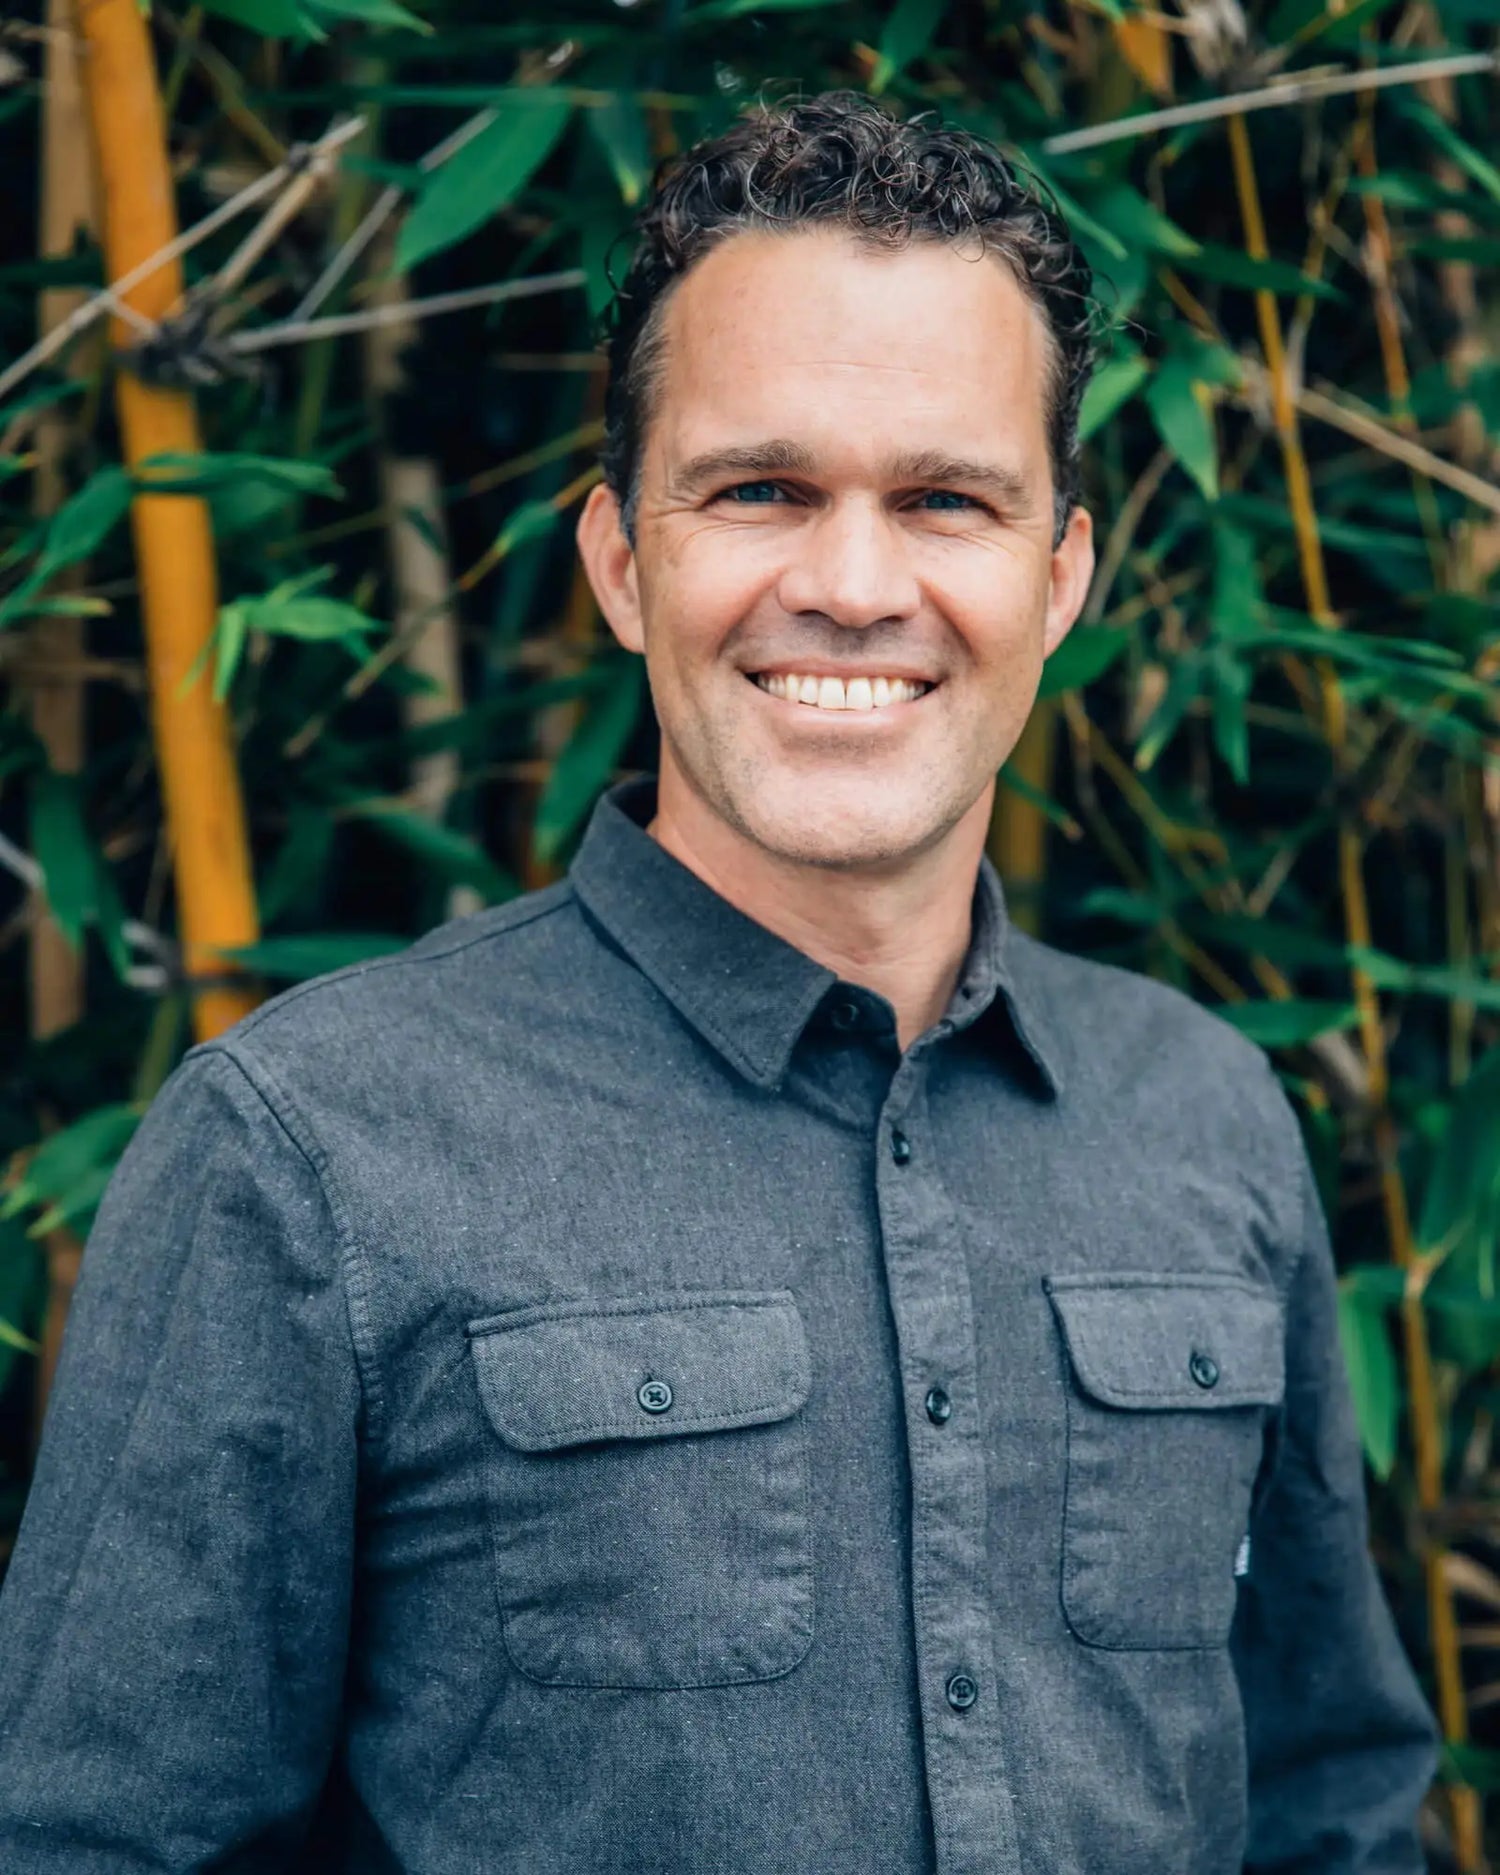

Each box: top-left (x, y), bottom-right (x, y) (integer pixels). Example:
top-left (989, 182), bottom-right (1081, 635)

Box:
top-left (649, 226), bottom-right (1053, 470)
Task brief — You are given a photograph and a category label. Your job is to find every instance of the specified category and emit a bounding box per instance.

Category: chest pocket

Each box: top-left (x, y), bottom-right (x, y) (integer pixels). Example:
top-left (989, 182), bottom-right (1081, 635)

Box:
top-left (1044, 1272), bottom-right (1285, 1651)
top-left (467, 1289), bottom-right (814, 1689)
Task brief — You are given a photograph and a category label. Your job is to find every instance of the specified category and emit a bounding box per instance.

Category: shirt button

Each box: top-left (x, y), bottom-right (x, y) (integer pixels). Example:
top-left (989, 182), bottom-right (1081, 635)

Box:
top-left (890, 1127), bottom-right (912, 1166)
top-left (924, 1385), bottom-right (952, 1426)
top-left (830, 998), bottom-right (861, 1031)
top-left (637, 1378), bottom-right (674, 1414)
top-left (945, 1671), bottom-right (978, 1711)
top-left (1189, 1351), bottom-right (1219, 1390)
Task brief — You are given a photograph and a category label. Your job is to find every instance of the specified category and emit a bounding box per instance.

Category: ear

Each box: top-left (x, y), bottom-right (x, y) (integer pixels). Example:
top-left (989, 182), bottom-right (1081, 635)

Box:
top-left (577, 482), bottom-right (645, 654)
top-left (1042, 503), bottom-right (1096, 660)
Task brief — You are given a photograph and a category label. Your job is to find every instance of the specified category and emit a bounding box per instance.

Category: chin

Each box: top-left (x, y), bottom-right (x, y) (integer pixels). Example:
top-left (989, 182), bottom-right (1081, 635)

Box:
top-left (728, 784), bottom-right (953, 873)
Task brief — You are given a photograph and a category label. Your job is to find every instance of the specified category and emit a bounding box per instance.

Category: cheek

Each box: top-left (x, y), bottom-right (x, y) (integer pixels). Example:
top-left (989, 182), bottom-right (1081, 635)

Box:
top-left (649, 532), bottom-right (779, 666)
top-left (930, 556), bottom-right (1049, 670)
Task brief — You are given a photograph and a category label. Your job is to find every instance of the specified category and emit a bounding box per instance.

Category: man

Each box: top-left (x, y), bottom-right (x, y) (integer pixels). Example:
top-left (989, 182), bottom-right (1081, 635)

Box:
top-left (0, 89), bottom-right (1439, 1874)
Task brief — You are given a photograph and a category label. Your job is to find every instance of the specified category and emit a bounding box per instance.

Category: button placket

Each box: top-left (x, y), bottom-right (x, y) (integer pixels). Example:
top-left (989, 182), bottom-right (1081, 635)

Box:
top-left (875, 1064), bottom-right (1021, 1874)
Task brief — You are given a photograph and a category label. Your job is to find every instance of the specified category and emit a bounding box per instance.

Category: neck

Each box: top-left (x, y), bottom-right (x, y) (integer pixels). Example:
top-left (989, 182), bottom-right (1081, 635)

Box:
top-left (647, 764), bottom-right (994, 1052)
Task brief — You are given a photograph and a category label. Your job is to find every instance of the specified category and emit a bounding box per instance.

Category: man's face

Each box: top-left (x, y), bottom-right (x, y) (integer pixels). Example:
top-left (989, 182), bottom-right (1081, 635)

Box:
top-left (578, 226), bottom-right (1094, 871)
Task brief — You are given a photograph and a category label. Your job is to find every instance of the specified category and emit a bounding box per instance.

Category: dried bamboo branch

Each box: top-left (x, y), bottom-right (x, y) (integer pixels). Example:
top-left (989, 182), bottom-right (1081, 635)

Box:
top-left (1042, 49), bottom-right (1497, 153)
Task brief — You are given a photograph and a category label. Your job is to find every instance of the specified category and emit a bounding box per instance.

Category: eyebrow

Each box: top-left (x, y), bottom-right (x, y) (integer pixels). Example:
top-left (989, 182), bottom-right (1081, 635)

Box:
top-left (669, 439), bottom-right (1036, 512)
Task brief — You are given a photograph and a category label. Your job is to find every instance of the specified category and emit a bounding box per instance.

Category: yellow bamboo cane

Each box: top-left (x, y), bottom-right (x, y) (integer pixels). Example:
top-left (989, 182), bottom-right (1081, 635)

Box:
top-left (1228, 109), bottom-right (1479, 1870)
top-left (75, 0), bottom-right (260, 1041)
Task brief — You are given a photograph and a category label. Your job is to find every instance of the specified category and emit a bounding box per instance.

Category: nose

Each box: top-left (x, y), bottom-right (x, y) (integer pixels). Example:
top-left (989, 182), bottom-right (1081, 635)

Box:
top-left (774, 496), bottom-right (922, 630)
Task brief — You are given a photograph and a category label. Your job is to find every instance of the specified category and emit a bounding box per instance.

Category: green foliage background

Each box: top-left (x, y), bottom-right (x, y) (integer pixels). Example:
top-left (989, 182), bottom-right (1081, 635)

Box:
top-left (1, 0), bottom-right (1498, 1856)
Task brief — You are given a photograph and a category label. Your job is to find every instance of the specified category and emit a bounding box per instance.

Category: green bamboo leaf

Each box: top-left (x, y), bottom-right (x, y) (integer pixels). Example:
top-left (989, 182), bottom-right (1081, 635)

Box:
top-left (587, 93), bottom-right (653, 206)
top-left (1133, 653), bottom-right (1203, 772)
top-left (493, 498), bottom-right (564, 561)
top-left (28, 771), bottom-right (99, 950)
top-left (1078, 887), bottom-right (1162, 929)
top-left (346, 801), bottom-right (517, 901)
top-left (1267, 0), bottom-right (1402, 45)
top-left (196, 0), bottom-right (307, 37)
top-left (1336, 1283), bottom-right (1400, 1480)
top-left (1440, 1745), bottom-right (1500, 1793)
top-left (1033, 176), bottom-right (1129, 264)
top-left (0, 1216), bottom-right (44, 1396)
top-left (1395, 95), bottom-right (1500, 206)
top-left (1354, 949), bottom-right (1500, 1016)
top-left (1208, 518), bottom-right (1263, 644)
top-left (1173, 242), bottom-right (1345, 302)
top-left (397, 93), bottom-right (574, 273)
top-left (1342, 1264), bottom-right (1500, 1325)
top-left (1077, 352), bottom-right (1149, 442)
top-left (1216, 999), bottom-right (1359, 1047)
top-left (211, 604), bottom-right (250, 703)
top-left (134, 451), bottom-right (342, 499)
top-left (1038, 624), bottom-right (1131, 698)
top-left (1081, 183), bottom-right (1199, 260)
top-left (0, 378), bottom-right (88, 429)
top-left (37, 466), bottom-right (132, 581)
top-left (997, 761), bottom-right (1079, 838)
top-left (1145, 358), bottom-right (1218, 502)
top-left (0, 1317), bottom-right (40, 1358)
top-left (686, 0), bottom-right (852, 17)
top-left (8, 595), bottom-right (112, 621)
top-left (533, 655), bottom-right (645, 863)
top-left (1218, 493), bottom-right (1429, 561)
top-left (26, 1163), bottom-right (117, 1239)
top-left (300, 0), bottom-right (431, 30)
top-left (1209, 647), bottom-right (1250, 783)
top-left (214, 933), bottom-right (410, 978)
top-left (581, 207), bottom-right (631, 318)
top-left (258, 811), bottom-right (338, 927)
top-left (241, 595), bottom-right (382, 642)
top-left (1404, 236), bottom-right (1500, 265)
top-left (871, 0), bottom-right (949, 92)
top-left (1417, 1047), bottom-right (1500, 1268)
top-left (2, 1104), bottom-right (141, 1222)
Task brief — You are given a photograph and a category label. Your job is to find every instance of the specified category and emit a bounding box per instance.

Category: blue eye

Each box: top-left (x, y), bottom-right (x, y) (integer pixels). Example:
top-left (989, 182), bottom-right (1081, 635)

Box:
top-left (722, 481), bottom-right (784, 504)
top-left (919, 489), bottom-right (978, 511)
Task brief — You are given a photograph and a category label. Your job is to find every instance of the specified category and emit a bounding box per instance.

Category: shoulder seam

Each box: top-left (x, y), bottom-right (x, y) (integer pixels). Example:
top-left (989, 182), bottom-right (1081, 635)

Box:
top-left (224, 887), bottom-right (578, 1044)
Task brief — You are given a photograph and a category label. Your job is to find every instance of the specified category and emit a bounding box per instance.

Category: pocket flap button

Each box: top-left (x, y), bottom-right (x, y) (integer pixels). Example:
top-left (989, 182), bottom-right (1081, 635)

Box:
top-left (637, 1378), bottom-right (674, 1414)
top-left (925, 1385), bottom-right (952, 1426)
top-left (1188, 1350), bottom-right (1219, 1390)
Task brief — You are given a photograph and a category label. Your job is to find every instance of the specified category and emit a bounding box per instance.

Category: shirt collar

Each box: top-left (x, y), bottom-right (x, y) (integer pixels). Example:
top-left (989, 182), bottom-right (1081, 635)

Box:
top-left (569, 777), bottom-right (1061, 1101)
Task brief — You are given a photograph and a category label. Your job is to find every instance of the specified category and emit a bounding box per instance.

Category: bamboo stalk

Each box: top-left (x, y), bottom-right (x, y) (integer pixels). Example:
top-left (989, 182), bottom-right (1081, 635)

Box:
top-left (27, 0), bottom-right (97, 1440)
top-left (362, 222), bottom-right (479, 922)
top-left (1227, 107), bottom-right (1476, 1867)
top-left (75, 0), bottom-right (260, 1040)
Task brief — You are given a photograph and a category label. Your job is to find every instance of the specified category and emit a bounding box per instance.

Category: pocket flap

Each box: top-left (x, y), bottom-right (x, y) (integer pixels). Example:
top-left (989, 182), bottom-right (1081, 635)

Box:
top-left (1044, 1273), bottom-right (1284, 1410)
top-left (467, 1289), bottom-right (811, 1452)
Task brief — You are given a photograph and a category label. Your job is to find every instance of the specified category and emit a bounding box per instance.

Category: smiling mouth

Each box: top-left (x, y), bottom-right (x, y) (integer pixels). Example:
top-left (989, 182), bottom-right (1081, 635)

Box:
top-left (749, 672), bottom-right (936, 712)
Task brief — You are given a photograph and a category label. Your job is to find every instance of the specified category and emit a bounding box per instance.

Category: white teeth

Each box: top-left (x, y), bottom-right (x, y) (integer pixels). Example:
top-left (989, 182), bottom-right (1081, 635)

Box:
top-left (753, 672), bottom-right (931, 711)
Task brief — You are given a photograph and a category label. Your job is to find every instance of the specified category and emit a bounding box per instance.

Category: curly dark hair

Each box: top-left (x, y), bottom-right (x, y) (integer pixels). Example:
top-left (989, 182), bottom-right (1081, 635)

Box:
top-left (599, 89), bottom-right (1102, 552)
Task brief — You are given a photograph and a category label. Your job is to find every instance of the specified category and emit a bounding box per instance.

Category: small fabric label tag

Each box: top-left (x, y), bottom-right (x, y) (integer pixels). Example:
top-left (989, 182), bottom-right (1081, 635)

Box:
top-left (1233, 1533), bottom-right (1252, 1579)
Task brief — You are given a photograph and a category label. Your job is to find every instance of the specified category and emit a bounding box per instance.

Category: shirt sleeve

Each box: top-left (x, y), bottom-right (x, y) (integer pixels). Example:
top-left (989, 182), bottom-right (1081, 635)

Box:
top-left (0, 1043), bottom-right (364, 1870)
top-left (1232, 1101), bottom-right (1441, 1874)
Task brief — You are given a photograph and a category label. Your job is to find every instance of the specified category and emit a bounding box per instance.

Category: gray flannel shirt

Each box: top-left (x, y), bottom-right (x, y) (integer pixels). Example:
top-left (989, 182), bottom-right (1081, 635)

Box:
top-left (0, 775), bottom-right (1439, 1873)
